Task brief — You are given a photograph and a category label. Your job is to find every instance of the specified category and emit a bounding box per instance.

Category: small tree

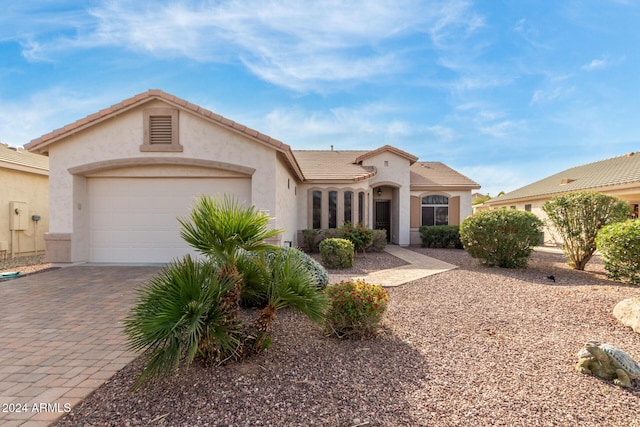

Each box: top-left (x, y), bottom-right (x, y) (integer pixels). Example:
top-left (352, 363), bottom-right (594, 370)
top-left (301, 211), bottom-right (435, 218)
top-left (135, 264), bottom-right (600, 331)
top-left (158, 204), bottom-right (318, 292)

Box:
top-left (460, 209), bottom-right (543, 268)
top-left (542, 192), bottom-right (629, 270)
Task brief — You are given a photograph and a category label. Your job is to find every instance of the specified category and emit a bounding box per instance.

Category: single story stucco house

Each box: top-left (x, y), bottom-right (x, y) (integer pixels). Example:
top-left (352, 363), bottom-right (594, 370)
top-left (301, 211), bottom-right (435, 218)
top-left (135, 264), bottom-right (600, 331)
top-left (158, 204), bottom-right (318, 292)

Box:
top-left (481, 152), bottom-right (640, 245)
top-left (0, 143), bottom-right (49, 259)
top-left (25, 89), bottom-right (480, 264)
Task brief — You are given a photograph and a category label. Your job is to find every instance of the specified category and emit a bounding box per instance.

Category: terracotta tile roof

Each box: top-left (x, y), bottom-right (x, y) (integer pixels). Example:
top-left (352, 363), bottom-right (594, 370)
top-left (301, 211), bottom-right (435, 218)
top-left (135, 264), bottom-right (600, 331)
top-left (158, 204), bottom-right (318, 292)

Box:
top-left (410, 162), bottom-right (480, 190)
top-left (25, 89), bottom-right (303, 180)
top-left (486, 151), bottom-right (640, 204)
top-left (0, 144), bottom-right (49, 174)
top-left (26, 89), bottom-right (291, 153)
top-left (355, 144), bottom-right (418, 164)
top-left (293, 150), bottom-right (375, 182)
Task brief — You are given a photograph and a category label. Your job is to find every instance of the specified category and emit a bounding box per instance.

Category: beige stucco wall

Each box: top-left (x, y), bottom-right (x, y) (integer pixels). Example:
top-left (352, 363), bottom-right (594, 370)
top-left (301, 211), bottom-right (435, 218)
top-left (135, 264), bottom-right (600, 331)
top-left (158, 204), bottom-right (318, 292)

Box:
top-left (296, 183), bottom-right (370, 233)
top-left (45, 99), bottom-right (287, 262)
top-left (274, 155), bottom-right (299, 246)
top-left (361, 152), bottom-right (412, 245)
top-left (408, 189), bottom-right (474, 245)
top-left (0, 167), bottom-right (49, 258)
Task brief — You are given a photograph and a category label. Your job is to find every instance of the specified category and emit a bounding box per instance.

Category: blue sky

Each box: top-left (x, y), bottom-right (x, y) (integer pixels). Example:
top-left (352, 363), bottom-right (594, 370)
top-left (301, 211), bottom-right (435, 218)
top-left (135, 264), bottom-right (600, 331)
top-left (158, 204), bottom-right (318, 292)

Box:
top-left (1, 0), bottom-right (639, 197)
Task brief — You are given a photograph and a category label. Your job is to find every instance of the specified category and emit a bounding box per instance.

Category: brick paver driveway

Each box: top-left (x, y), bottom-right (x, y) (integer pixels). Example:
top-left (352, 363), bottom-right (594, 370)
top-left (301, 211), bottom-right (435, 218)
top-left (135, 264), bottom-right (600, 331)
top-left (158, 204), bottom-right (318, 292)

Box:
top-left (0, 265), bottom-right (159, 426)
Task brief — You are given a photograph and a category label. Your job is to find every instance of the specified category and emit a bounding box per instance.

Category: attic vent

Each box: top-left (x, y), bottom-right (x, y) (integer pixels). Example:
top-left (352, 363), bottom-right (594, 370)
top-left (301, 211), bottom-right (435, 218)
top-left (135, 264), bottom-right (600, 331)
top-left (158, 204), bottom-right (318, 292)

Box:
top-left (141, 108), bottom-right (183, 152)
top-left (149, 116), bottom-right (173, 144)
top-left (560, 178), bottom-right (575, 185)
top-left (627, 152), bottom-right (635, 157)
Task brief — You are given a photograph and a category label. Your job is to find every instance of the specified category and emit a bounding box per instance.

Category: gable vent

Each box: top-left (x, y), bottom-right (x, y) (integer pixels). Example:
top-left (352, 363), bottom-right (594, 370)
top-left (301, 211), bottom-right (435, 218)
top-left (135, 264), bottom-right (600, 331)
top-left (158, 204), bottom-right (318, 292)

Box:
top-left (149, 115), bottom-right (173, 144)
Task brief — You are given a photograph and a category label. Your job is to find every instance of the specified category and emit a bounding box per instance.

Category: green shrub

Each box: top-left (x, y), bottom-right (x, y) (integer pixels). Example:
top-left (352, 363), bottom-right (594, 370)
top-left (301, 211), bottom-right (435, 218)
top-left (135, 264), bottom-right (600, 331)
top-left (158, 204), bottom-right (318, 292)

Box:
top-left (324, 279), bottom-right (389, 339)
top-left (543, 191), bottom-right (630, 270)
top-left (338, 222), bottom-right (375, 253)
top-left (123, 256), bottom-right (240, 386)
top-left (419, 225), bottom-right (463, 249)
top-left (300, 229), bottom-right (339, 252)
top-left (460, 209), bottom-right (543, 268)
top-left (319, 238), bottom-right (354, 269)
top-left (239, 247), bottom-right (329, 307)
top-left (369, 229), bottom-right (388, 252)
top-left (596, 220), bottom-right (640, 285)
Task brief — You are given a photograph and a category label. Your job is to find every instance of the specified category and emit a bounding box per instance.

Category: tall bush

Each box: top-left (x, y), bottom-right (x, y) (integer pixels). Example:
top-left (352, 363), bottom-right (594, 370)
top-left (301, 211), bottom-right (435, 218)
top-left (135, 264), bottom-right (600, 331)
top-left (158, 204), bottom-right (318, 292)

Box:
top-left (543, 192), bottom-right (629, 270)
top-left (460, 209), bottom-right (543, 268)
top-left (596, 219), bottom-right (640, 285)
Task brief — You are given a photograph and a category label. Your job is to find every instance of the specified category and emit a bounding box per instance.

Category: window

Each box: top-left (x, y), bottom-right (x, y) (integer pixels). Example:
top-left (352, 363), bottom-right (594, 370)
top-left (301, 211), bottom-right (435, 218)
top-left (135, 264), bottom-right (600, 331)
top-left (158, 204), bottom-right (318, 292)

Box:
top-left (312, 191), bottom-right (322, 229)
top-left (358, 192), bottom-right (365, 224)
top-left (344, 191), bottom-right (353, 224)
top-left (421, 195), bottom-right (448, 226)
top-left (524, 204), bottom-right (532, 212)
top-left (328, 191), bottom-right (337, 228)
top-left (140, 108), bottom-right (183, 152)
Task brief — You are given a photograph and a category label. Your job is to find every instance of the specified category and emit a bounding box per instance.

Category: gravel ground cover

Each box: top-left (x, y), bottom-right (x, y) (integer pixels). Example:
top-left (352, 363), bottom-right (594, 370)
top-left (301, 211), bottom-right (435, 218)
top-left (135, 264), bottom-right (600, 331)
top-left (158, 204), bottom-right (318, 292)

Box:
top-left (0, 254), bottom-right (54, 276)
top-left (53, 248), bottom-right (640, 426)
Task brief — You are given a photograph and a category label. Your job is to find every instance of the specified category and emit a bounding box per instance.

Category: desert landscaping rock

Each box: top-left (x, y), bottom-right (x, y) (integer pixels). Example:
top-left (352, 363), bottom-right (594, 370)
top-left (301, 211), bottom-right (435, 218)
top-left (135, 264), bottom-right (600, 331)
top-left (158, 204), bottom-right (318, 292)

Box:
top-left (613, 297), bottom-right (640, 334)
top-left (52, 248), bottom-right (640, 426)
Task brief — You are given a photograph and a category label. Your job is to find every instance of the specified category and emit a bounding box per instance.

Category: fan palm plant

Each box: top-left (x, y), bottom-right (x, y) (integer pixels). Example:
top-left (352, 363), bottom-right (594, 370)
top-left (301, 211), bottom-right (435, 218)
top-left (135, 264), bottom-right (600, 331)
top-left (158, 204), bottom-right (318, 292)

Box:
top-left (250, 249), bottom-right (328, 351)
top-left (123, 256), bottom-right (240, 387)
top-left (178, 195), bottom-right (283, 339)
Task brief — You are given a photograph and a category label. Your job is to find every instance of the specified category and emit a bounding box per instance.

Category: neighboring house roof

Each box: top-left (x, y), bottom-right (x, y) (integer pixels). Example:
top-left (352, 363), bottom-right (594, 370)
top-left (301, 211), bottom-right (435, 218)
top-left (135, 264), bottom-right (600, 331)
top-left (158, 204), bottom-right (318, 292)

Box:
top-left (486, 151), bottom-right (640, 205)
top-left (0, 144), bottom-right (48, 176)
top-left (410, 162), bottom-right (480, 190)
top-left (25, 89), bottom-right (304, 180)
top-left (293, 150), bottom-right (375, 182)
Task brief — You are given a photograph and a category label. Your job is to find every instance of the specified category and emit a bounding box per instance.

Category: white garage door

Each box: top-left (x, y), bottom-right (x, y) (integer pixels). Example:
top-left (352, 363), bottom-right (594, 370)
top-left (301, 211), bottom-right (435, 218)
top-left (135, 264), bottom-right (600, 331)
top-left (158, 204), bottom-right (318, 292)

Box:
top-left (88, 177), bottom-right (251, 263)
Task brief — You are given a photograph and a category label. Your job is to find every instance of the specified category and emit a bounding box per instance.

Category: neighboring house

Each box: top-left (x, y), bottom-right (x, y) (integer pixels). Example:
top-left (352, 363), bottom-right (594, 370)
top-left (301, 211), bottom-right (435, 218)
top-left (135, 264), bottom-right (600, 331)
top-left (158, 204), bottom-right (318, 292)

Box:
top-left (0, 143), bottom-right (49, 259)
top-left (26, 90), bottom-right (479, 264)
top-left (484, 152), bottom-right (640, 245)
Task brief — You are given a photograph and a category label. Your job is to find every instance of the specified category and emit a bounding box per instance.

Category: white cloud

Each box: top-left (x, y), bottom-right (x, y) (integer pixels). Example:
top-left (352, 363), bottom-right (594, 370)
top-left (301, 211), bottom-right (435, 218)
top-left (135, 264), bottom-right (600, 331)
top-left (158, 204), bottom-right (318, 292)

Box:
top-left (0, 89), bottom-right (114, 146)
top-left (457, 165), bottom-right (528, 197)
top-left (259, 102), bottom-right (418, 148)
top-left (478, 120), bottom-right (525, 139)
top-left (582, 58), bottom-right (608, 71)
top-left (13, 0), bottom-right (486, 92)
top-left (427, 125), bottom-right (456, 140)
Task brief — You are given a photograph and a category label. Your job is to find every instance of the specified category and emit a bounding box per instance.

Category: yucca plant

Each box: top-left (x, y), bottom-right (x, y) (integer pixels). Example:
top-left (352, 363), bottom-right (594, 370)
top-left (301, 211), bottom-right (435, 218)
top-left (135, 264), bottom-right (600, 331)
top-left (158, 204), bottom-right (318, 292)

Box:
top-left (178, 195), bottom-right (283, 340)
top-left (123, 256), bottom-right (240, 387)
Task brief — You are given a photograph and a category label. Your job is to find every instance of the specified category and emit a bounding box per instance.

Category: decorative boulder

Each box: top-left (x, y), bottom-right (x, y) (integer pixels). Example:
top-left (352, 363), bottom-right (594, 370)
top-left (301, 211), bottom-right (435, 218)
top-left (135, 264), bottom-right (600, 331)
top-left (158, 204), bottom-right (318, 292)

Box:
top-left (613, 298), bottom-right (640, 334)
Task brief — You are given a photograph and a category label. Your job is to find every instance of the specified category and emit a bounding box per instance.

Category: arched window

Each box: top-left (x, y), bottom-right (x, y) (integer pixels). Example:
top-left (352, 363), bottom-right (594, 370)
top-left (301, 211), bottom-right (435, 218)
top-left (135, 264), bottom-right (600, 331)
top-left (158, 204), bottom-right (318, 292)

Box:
top-left (344, 191), bottom-right (353, 224)
top-left (422, 195), bottom-right (449, 226)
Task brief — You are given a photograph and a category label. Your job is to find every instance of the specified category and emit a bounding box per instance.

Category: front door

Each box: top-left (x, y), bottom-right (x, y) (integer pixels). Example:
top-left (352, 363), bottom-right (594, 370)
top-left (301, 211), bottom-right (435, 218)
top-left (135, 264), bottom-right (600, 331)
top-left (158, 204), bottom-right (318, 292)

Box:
top-left (375, 200), bottom-right (391, 242)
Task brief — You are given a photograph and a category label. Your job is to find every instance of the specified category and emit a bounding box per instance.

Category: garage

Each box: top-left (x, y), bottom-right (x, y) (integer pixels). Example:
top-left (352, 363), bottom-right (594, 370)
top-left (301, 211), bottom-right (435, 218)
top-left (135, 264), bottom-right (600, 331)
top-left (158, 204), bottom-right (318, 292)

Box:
top-left (88, 177), bottom-right (251, 263)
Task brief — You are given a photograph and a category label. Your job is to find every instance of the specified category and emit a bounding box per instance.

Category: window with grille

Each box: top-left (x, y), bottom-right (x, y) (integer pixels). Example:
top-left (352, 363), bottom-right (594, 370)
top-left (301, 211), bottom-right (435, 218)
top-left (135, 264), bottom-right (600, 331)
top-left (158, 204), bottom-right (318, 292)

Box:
top-left (421, 195), bottom-right (449, 226)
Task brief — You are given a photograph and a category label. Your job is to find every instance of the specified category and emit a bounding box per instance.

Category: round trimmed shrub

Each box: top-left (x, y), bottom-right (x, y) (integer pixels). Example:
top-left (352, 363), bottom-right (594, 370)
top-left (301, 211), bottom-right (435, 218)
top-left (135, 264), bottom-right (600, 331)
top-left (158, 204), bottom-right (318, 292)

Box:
top-left (460, 209), bottom-right (543, 268)
top-left (596, 219), bottom-right (640, 285)
top-left (324, 279), bottom-right (389, 339)
top-left (338, 222), bottom-right (374, 253)
top-left (319, 238), bottom-right (354, 269)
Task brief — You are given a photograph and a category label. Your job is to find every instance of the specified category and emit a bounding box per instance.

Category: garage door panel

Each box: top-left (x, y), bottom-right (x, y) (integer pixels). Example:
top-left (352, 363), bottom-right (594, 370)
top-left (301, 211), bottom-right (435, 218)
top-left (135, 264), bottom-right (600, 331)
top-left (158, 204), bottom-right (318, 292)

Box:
top-left (88, 177), bottom-right (250, 263)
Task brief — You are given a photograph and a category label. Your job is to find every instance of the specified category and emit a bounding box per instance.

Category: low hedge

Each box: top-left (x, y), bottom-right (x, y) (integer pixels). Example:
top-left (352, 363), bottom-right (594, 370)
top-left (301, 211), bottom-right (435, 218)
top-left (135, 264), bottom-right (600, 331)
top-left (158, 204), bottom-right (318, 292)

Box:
top-left (419, 225), bottom-right (462, 249)
top-left (301, 226), bottom-right (386, 253)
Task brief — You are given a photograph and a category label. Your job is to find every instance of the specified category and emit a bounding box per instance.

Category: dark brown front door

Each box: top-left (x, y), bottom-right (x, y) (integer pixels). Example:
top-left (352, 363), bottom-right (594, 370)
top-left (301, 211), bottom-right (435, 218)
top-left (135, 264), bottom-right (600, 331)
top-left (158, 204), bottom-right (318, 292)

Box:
top-left (375, 200), bottom-right (391, 242)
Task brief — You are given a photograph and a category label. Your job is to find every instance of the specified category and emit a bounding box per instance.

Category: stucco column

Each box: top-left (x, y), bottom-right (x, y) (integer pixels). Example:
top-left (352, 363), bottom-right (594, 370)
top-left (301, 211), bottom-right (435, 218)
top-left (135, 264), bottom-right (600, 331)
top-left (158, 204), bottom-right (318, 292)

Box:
top-left (398, 184), bottom-right (411, 245)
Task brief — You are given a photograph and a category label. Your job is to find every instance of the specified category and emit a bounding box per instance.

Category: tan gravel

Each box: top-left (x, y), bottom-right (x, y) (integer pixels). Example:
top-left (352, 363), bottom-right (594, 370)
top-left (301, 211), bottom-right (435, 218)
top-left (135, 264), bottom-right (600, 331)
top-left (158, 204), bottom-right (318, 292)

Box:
top-left (53, 248), bottom-right (640, 426)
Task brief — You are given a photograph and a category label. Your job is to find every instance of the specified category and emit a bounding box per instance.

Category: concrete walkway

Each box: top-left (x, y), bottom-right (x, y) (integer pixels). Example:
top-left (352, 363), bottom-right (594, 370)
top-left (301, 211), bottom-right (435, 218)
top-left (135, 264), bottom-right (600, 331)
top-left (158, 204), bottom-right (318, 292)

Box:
top-left (0, 266), bottom-right (159, 426)
top-left (329, 245), bottom-right (457, 287)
